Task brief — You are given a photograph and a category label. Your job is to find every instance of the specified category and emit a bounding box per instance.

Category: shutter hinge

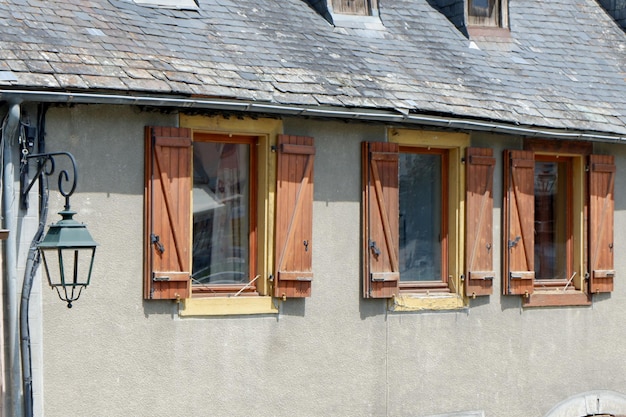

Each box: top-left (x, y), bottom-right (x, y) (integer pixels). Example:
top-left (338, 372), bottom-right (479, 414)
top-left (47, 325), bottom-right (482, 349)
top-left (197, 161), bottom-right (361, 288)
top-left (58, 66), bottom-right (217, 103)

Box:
top-left (153, 276), bottom-right (171, 282)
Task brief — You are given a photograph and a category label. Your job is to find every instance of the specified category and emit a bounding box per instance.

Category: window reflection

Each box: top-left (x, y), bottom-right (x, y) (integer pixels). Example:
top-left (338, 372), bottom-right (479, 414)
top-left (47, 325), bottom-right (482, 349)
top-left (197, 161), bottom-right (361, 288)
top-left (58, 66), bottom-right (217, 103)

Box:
top-left (192, 142), bottom-right (249, 285)
top-left (534, 160), bottom-right (569, 280)
top-left (399, 152), bottom-right (443, 282)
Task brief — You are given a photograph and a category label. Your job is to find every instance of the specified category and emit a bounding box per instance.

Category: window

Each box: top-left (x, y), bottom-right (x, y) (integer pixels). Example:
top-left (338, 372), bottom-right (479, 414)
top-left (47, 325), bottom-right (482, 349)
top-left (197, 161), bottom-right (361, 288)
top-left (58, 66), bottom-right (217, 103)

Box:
top-left (362, 130), bottom-right (494, 309)
top-left (503, 141), bottom-right (615, 306)
top-left (331, 0), bottom-right (373, 16)
top-left (144, 124), bottom-right (315, 313)
top-left (533, 156), bottom-right (572, 283)
top-left (467, 0), bottom-right (508, 28)
top-left (398, 147), bottom-right (449, 291)
top-left (191, 134), bottom-right (257, 295)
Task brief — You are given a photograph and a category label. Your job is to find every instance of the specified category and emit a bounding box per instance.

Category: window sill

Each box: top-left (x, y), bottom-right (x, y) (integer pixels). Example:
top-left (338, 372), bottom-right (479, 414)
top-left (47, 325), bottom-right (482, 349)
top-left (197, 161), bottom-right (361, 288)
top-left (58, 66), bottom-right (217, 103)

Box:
top-left (389, 293), bottom-right (465, 312)
top-left (179, 296), bottom-right (278, 317)
top-left (331, 13), bottom-right (384, 30)
top-left (521, 291), bottom-right (591, 307)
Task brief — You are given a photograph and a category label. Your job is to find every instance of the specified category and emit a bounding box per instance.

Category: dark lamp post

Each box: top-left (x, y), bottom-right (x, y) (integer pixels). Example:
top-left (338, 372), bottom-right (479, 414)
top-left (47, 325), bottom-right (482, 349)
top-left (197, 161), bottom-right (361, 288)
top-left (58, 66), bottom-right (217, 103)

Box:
top-left (38, 208), bottom-right (98, 308)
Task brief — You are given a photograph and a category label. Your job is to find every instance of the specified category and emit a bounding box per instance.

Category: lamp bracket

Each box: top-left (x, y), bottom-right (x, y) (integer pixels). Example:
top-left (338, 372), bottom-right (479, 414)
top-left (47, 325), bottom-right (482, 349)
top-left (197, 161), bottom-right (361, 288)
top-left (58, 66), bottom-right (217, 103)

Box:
top-left (20, 151), bottom-right (78, 211)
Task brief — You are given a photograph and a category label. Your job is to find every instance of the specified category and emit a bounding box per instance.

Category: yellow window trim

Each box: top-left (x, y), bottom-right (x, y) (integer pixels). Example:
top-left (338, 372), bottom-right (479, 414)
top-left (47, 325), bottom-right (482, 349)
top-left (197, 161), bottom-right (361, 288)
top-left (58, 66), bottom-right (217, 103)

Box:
top-left (389, 128), bottom-right (470, 308)
top-left (180, 296), bottom-right (278, 316)
top-left (179, 114), bottom-right (282, 315)
top-left (389, 293), bottom-right (465, 311)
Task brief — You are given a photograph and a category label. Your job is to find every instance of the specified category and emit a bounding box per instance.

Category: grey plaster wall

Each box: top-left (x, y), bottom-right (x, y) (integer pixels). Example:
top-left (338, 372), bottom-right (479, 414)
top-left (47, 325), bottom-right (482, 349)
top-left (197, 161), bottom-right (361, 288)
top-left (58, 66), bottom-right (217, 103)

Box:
top-left (37, 105), bottom-right (626, 417)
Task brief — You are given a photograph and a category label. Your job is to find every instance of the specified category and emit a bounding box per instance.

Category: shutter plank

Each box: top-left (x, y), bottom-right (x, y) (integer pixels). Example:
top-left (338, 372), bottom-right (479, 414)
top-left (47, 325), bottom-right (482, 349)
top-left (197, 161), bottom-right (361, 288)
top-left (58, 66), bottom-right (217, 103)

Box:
top-left (363, 142), bottom-right (399, 298)
top-left (504, 150), bottom-right (535, 295)
top-left (589, 154), bottom-right (615, 293)
top-left (144, 126), bottom-right (192, 300)
top-left (465, 148), bottom-right (495, 297)
top-left (274, 135), bottom-right (315, 298)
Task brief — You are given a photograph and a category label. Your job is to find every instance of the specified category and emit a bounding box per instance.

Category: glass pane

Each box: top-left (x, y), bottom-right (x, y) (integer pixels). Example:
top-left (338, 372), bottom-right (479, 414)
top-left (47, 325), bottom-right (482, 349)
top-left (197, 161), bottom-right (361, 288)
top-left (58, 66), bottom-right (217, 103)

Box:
top-left (534, 161), bottom-right (568, 280)
top-left (468, 0), bottom-right (499, 26)
top-left (399, 152), bottom-right (442, 282)
top-left (192, 142), bottom-right (249, 285)
top-left (469, 0), bottom-right (494, 17)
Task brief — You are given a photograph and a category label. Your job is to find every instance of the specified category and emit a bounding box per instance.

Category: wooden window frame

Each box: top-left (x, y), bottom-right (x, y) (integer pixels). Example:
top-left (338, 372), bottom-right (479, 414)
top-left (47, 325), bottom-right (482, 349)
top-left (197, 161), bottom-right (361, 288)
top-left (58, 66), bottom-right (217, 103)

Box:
top-left (398, 146), bottom-right (450, 293)
top-left (503, 140), bottom-right (615, 307)
top-left (466, 0), bottom-right (509, 31)
top-left (190, 133), bottom-right (259, 297)
top-left (330, 0), bottom-right (375, 16)
top-left (532, 154), bottom-right (574, 289)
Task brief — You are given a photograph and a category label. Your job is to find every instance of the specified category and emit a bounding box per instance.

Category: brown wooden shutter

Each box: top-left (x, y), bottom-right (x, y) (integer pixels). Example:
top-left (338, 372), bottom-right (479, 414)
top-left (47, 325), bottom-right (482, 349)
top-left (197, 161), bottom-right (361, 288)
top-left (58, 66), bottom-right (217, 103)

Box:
top-left (274, 135), bottom-right (315, 298)
top-left (503, 150), bottom-right (535, 295)
top-left (144, 126), bottom-right (192, 300)
top-left (589, 154), bottom-right (615, 293)
top-left (465, 148), bottom-right (495, 297)
top-left (362, 142), bottom-right (399, 298)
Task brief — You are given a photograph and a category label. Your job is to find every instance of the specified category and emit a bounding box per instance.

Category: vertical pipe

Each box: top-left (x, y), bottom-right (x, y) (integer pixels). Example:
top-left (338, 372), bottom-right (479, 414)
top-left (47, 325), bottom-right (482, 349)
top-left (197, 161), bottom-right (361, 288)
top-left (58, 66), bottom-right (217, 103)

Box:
top-left (20, 103), bottom-right (48, 417)
top-left (3, 102), bottom-right (23, 417)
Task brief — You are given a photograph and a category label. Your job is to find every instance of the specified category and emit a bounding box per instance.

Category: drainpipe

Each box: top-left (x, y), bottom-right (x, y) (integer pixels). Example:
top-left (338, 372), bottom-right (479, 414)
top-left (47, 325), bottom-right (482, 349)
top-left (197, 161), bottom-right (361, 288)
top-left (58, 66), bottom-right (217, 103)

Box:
top-left (2, 101), bottom-right (22, 417)
top-left (20, 103), bottom-right (48, 417)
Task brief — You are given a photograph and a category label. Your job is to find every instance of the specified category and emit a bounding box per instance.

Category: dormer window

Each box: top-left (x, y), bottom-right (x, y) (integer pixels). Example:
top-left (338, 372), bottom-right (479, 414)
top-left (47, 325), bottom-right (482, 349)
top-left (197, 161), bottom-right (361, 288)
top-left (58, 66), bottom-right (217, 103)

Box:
top-left (305, 0), bottom-right (382, 27)
top-left (331, 0), bottom-right (376, 16)
top-left (467, 0), bottom-right (508, 28)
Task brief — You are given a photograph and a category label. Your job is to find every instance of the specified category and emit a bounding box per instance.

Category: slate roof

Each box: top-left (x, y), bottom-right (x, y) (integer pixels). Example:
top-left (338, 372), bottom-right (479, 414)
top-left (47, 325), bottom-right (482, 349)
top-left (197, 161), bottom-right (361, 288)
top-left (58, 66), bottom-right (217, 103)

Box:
top-left (0, 0), bottom-right (625, 137)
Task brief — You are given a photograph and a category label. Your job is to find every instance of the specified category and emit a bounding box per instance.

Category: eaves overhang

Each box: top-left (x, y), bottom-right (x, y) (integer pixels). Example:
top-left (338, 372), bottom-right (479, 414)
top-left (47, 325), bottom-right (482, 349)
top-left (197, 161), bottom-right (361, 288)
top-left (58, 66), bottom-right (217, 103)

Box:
top-left (1, 89), bottom-right (625, 144)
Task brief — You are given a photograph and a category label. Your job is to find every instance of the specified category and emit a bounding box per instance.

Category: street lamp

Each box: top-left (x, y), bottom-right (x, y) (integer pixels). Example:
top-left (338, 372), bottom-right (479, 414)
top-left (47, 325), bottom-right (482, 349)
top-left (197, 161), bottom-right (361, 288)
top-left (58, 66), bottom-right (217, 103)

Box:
top-left (37, 207), bottom-right (97, 308)
top-left (21, 151), bottom-right (98, 307)
top-left (19, 150), bottom-right (97, 417)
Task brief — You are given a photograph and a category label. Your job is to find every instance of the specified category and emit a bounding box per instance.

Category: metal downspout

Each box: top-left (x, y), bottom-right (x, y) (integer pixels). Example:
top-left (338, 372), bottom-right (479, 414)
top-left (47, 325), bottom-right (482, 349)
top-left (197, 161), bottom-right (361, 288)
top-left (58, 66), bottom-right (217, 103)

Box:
top-left (20, 103), bottom-right (48, 417)
top-left (2, 102), bottom-right (22, 417)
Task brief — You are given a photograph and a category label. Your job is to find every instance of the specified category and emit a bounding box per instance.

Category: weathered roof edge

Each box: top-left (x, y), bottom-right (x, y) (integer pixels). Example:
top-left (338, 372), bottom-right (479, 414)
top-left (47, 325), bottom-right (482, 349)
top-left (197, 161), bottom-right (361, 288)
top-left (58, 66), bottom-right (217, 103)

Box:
top-left (2, 89), bottom-right (624, 143)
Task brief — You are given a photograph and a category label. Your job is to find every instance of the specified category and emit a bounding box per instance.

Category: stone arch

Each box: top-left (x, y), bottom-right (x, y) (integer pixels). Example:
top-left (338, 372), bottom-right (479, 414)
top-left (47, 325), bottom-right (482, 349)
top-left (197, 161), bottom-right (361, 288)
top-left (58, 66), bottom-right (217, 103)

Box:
top-left (544, 390), bottom-right (626, 417)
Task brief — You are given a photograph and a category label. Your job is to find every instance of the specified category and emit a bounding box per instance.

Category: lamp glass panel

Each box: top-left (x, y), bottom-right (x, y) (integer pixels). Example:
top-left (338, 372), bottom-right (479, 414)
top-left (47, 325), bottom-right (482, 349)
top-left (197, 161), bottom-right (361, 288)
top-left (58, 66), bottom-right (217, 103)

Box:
top-left (40, 247), bottom-right (94, 288)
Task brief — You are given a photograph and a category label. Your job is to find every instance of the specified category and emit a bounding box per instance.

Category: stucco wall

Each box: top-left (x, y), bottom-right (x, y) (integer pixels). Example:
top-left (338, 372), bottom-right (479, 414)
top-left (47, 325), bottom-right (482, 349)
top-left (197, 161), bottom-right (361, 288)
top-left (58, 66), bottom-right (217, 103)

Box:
top-left (38, 104), bottom-right (626, 417)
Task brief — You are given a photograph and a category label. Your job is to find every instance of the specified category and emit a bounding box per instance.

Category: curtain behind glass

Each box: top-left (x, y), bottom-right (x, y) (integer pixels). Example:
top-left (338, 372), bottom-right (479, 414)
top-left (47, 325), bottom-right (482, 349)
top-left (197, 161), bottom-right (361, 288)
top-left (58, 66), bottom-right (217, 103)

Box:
top-left (192, 142), bottom-right (249, 285)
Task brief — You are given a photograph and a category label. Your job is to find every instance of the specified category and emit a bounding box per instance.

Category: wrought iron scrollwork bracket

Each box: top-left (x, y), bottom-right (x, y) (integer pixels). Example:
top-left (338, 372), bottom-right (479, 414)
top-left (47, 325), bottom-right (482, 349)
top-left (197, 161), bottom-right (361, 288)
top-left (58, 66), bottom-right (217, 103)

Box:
top-left (20, 151), bottom-right (78, 211)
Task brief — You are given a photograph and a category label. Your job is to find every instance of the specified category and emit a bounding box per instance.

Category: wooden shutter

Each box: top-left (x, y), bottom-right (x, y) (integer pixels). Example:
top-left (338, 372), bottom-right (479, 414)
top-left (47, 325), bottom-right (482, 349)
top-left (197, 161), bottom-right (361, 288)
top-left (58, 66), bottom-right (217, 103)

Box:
top-left (503, 150), bottom-right (535, 295)
top-left (589, 154), bottom-right (615, 293)
top-left (465, 148), bottom-right (495, 297)
top-left (144, 126), bottom-right (192, 300)
top-left (274, 135), bottom-right (315, 298)
top-left (362, 142), bottom-right (399, 298)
